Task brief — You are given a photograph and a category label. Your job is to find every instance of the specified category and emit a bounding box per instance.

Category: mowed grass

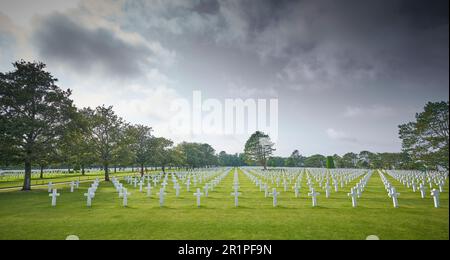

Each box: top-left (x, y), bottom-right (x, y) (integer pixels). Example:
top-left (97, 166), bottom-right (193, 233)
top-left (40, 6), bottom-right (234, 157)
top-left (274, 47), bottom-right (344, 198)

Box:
top-left (0, 168), bottom-right (448, 240)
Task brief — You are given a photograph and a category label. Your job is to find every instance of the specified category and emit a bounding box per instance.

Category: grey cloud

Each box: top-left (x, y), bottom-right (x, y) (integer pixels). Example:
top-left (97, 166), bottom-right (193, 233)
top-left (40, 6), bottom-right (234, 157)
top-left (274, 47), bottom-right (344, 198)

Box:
top-left (32, 12), bottom-right (155, 78)
top-left (192, 0), bottom-right (220, 15)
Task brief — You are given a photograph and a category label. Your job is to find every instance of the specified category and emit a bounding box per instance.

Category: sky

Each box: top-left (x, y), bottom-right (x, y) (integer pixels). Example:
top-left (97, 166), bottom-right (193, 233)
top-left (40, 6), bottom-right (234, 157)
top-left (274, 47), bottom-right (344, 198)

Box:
top-left (0, 0), bottom-right (448, 156)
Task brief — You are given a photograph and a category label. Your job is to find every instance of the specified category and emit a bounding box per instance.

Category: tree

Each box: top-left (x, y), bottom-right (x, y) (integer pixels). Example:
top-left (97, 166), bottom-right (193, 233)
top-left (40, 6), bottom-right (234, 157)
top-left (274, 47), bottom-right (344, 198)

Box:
top-left (177, 142), bottom-right (217, 169)
top-left (357, 151), bottom-right (373, 168)
top-left (59, 108), bottom-right (95, 175)
top-left (326, 156), bottom-right (335, 169)
top-left (268, 156), bottom-right (286, 167)
top-left (152, 137), bottom-right (174, 173)
top-left (244, 131), bottom-right (275, 170)
top-left (399, 101), bottom-right (449, 171)
top-left (0, 61), bottom-right (76, 190)
top-left (304, 154), bottom-right (326, 168)
top-left (286, 150), bottom-right (304, 167)
top-left (341, 152), bottom-right (358, 168)
top-left (85, 106), bottom-right (124, 181)
top-left (332, 154), bottom-right (342, 168)
top-left (127, 124), bottom-right (153, 176)
top-left (218, 151), bottom-right (247, 166)
top-left (112, 124), bottom-right (136, 173)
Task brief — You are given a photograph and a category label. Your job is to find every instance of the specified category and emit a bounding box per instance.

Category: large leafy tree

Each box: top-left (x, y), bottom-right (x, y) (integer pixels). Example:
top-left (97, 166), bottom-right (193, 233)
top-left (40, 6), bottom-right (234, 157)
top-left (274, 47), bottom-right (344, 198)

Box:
top-left (399, 101), bottom-right (449, 171)
top-left (341, 152), bottom-right (358, 168)
top-left (244, 131), bottom-right (275, 170)
top-left (152, 137), bottom-right (174, 173)
top-left (286, 150), bottom-right (305, 167)
top-left (59, 108), bottom-right (95, 175)
top-left (127, 124), bottom-right (153, 176)
top-left (0, 61), bottom-right (76, 190)
top-left (85, 105), bottom-right (124, 181)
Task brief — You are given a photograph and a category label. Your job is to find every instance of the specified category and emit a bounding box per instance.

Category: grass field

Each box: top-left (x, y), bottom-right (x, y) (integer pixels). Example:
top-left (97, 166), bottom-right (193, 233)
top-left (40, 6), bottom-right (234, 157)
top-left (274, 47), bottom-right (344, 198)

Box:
top-left (0, 168), bottom-right (448, 240)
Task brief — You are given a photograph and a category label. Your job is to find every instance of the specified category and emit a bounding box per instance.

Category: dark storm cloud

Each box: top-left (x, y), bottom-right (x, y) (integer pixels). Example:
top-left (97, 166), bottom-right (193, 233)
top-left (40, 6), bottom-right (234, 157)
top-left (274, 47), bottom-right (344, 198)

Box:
top-left (192, 0), bottom-right (220, 15)
top-left (229, 0), bottom-right (450, 91)
top-left (32, 13), bottom-right (153, 78)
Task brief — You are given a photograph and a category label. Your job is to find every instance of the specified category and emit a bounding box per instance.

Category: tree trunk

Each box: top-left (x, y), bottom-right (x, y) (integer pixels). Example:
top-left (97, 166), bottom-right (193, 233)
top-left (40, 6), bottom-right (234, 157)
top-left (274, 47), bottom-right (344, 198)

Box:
top-left (162, 165), bottom-right (166, 173)
top-left (81, 165), bottom-right (85, 176)
top-left (40, 165), bottom-right (44, 179)
top-left (23, 160), bottom-right (32, 191)
top-left (104, 163), bottom-right (110, 181)
top-left (114, 165), bottom-right (117, 173)
top-left (140, 163), bottom-right (144, 177)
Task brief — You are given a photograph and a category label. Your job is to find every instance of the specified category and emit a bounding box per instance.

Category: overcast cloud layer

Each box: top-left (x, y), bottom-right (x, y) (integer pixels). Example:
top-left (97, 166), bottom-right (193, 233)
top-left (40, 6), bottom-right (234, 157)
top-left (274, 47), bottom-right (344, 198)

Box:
top-left (0, 0), bottom-right (448, 156)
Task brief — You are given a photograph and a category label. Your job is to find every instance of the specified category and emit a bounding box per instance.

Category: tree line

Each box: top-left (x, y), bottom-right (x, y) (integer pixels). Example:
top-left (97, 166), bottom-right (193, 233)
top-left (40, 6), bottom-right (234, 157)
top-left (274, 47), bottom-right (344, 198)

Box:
top-left (0, 61), bottom-right (217, 190)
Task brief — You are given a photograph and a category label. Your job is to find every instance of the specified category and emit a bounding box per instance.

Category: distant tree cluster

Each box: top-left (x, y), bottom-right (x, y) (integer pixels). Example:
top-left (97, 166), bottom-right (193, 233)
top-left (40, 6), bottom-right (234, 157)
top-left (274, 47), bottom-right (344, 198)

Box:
top-left (259, 150), bottom-right (424, 170)
top-left (217, 151), bottom-right (247, 167)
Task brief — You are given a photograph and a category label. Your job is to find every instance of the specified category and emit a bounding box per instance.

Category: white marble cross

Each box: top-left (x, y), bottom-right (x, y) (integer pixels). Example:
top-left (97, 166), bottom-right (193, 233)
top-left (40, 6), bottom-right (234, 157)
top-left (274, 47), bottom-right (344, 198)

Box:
top-left (159, 188), bottom-right (167, 207)
top-left (48, 182), bottom-right (54, 193)
top-left (204, 184), bottom-right (209, 197)
top-left (348, 188), bottom-right (358, 208)
top-left (146, 182), bottom-right (152, 197)
top-left (308, 188), bottom-right (320, 207)
top-left (293, 183), bottom-right (300, 198)
top-left (69, 181), bottom-right (75, 193)
top-left (438, 182), bottom-right (444, 193)
top-left (133, 177), bottom-right (138, 188)
top-left (419, 183), bottom-right (426, 198)
top-left (139, 180), bottom-right (144, 192)
top-left (334, 182), bottom-right (339, 192)
top-left (231, 191), bottom-right (241, 207)
top-left (75, 180), bottom-right (80, 189)
top-left (324, 184), bottom-right (331, 198)
top-left (84, 188), bottom-right (94, 207)
top-left (123, 188), bottom-right (131, 207)
top-left (264, 184), bottom-right (269, 198)
top-left (431, 189), bottom-right (440, 208)
top-left (161, 181), bottom-right (168, 190)
top-left (389, 187), bottom-right (400, 208)
top-left (175, 183), bottom-right (181, 197)
top-left (49, 189), bottom-right (60, 207)
top-left (233, 183), bottom-right (240, 192)
top-left (269, 188), bottom-right (280, 207)
top-left (193, 188), bottom-right (204, 207)
top-left (186, 179), bottom-right (191, 192)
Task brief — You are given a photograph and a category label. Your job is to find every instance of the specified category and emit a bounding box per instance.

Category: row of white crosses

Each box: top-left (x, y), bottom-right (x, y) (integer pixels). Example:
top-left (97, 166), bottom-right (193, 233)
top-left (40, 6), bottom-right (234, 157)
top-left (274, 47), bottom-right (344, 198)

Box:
top-left (387, 170), bottom-right (447, 193)
top-left (48, 178), bottom-right (92, 207)
top-left (347, 171), bottom-right (373, 208)
top-left (379, 171), bottom-right (401, 208)
top-left (112, 177), bottom-right (131, 207)
top-left (244, 167), bottom-right (371, 207)
top-left (382, 170), bottom-right (445, 208)
top-left (231, 168), bottom-right (242, 207)
top-left (83, 179), bottom-right (100, 207)
top-left (121, 168), bottom-right (231, 207)
top-left (193, 168), bottom-right (232, 208)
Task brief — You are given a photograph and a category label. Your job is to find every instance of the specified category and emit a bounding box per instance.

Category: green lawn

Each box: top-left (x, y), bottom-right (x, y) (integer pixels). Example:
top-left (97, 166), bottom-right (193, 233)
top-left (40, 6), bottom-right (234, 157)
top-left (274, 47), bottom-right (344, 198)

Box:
top-left (0, 168), bottom-right (448, 240)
